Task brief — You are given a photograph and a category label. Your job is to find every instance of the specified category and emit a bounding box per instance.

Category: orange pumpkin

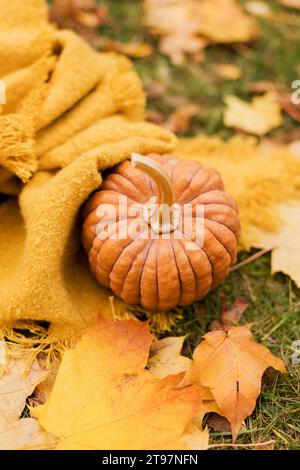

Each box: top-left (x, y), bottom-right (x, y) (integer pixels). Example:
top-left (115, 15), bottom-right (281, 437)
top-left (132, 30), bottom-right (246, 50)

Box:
top-left (82, 153), bottom-right (240, 310)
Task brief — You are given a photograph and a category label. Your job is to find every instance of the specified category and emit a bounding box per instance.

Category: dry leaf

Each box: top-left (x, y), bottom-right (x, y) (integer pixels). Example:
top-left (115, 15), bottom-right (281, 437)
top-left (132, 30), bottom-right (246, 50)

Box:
top-left (181, 324), bottom-right (285, 440)
top-left (277, 94), bottom-right (300, 123)
top-left (0, 417), bottom-right (55, 450)
top-left (144, 0), bottom-right (208, 64)
top-left (102, 40), bottom-right (153, 58)
top-left (224, 93), bottom-right (283, 136)
top-left (49, 0), bottom-right (108, 48)
top-left (148, 336), bottom-right (191, 378)
top-left (33, 319), bottom-right (202, 450)
top-left (181, 421), bottom-right (209, 450)
top-left (164, 103), bottom-right (200, 133)
top-left (279, 0), bottom-right (300, 9)
top-left (244, 1), bottom-right (272, 18)
top-left (197, 0), bottom-right (260, 43)
top-left (0, 349), bottom-right (53, 450)
top-left (222, 296), bottom-right (250, 328)
top-left (0, 352), bottom-right (47, 421)
top-left (214, 64), bottom-right (242, 81)
top-left (206, 412), bottom-right (231, 433)
top-left (252, 203), bottom-right (300, 287)
top-left (144, 0), bottom-right (258, 63)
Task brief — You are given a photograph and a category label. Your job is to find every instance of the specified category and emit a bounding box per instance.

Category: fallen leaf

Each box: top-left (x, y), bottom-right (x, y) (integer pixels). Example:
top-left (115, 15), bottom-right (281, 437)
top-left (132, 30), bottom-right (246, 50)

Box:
top-left (0, 417), bottom-right (55, 450)
top-left (222, 296), bottom-right (250, 328)
top-left (244, 1), bottom-right (272, 18)
top-left (277, 94), bottom-right (300, 123)
top-left (224, 93), bottom-right (283, 136)
top-left (159, 34), bottom-right (207, 65)
top-left (181, 324), bottom-right (285, 440)
top-left (148, 336), bottom-right (191, 378)
top-left (197, 0), bottom-right (260, 43)
top-left (279, 0), bottom-right (300, 9)
top-left (0, 351), bottom-right (47, 421)
top-left (164, 103), bottom-right (200, 133)
top-left (49, 0), bottom-right (109, 48)
top-left (252, 203), bottom-right (300, 287)
top-left (181, 421), bottom-right (209, 450)
top-left (214, 64), bottom-right (242, 81)
top-left (102, 40), bottom-right (153, 58)
top-left (33, 319), bottom-right (202, 450)
top-left (144, 0), bottom-right (208, 64)
top-left (206, 412), bottom-right (231, 433)
top-left (0, 348), bottom-right (53, 450)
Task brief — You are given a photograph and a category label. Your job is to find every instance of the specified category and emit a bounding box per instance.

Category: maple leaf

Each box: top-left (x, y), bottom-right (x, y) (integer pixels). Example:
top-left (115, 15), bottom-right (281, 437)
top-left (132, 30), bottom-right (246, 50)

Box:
top-left (147, 336), bottom-right (191, 378)
top-left (224, 93), bottom-right (283, 136)
top-left (197, 0), bottom-right (260, 43)
top-left (252, 203), bottom-right (300, 287)
top-left (49, 0), bottom-right (108, 49)
top-left (144, 0), bottom-right (208, 64)
top-left (0, 346), bottom-right (53, 450)
top-left (164, 103), bottom-right (200, 134)
top-left (33, 319), bottom-right (203, 450)
top-left (279, 0), bottom-right (300, 9)
top-left (181, 324), bottom-right (285, 440)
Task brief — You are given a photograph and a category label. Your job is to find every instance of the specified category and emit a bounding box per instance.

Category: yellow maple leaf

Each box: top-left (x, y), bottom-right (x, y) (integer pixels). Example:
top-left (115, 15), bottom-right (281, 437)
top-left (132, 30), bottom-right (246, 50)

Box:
top-left (33, 319), bottom-right (203, 450)
top-left (252, 203), bottom-right (300, 287)
top-left (181, 324), bottom-right (285, 441)
top-left (197, 0), bottom-right (259, 43)
top-left (148, 336), bottom-right (191, 378)
top-left (224, 93), bottom-right (283, 136)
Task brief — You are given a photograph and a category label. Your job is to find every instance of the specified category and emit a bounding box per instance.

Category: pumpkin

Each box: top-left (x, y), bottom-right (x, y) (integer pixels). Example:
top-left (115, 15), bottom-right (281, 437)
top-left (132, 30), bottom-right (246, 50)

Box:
top-left (82, 153), bottom-right (240, 310)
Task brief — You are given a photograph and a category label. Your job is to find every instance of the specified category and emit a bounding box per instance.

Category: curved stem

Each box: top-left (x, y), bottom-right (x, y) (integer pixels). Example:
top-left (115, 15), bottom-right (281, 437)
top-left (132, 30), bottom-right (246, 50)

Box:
top-left (131, 153), bottom-right (175, 233)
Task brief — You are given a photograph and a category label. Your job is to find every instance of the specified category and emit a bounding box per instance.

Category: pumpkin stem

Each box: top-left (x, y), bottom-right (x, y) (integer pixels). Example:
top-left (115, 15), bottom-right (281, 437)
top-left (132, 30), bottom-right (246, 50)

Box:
top-left (131, 153), bottom-right (176, 234)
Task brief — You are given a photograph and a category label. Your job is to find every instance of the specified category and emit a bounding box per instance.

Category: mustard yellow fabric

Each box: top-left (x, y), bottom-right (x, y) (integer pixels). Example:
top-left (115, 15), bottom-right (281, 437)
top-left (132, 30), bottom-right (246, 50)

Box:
top-left (0, 0), bottom-right (177, 336)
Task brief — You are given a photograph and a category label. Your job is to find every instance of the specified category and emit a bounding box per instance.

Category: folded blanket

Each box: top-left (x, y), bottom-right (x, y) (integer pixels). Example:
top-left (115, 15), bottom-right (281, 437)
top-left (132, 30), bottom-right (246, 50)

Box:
top-left (0, 0), bottom-right (177, 341)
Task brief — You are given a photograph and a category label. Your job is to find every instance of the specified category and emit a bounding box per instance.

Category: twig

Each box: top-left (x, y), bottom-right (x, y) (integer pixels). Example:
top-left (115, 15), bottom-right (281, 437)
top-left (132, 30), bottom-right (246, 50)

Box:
top-left (208, 439), bottom-right (275, 449)
top-left (230, 247), bottom-right (274, 272)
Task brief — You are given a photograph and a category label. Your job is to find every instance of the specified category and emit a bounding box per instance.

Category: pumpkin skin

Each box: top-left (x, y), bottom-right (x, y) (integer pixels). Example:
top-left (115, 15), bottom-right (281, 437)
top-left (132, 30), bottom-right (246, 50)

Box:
top-left (82, 154), bottom-right (240, 310)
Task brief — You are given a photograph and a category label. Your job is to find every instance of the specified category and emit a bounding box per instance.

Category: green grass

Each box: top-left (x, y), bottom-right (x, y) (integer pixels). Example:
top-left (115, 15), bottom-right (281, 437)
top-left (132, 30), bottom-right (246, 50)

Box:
top-left (99, 0), bottom-right (300, 450)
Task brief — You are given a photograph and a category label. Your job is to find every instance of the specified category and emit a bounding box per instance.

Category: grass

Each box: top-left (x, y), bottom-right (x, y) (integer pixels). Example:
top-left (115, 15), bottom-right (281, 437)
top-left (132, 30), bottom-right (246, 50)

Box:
top-left (100, 0), bottom-right (300, 450)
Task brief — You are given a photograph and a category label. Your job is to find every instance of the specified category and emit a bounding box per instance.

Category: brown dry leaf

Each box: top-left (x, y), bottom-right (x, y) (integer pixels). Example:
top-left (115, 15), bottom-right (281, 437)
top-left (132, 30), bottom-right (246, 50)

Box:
top-left (244, 1), bottom-right (272, 18)
top-left (252, 203), bottom-right (300, 287)
top-left (144, 0), bottom-right (208, 64)
top-left (280, 0), bottom-right (300, 9)
top-left (0, 347), bottom-right (53, 450)
top-left (144, 0), bottom-right (258, 63)
top-left (206, 412), bottom-right (232, 433)
top-left (222, 296), bottom-right (250, 328)
top-left (148, 336), bottom-right (191, 378)
top-left (197, 0), bottom-right (260, 43)
top-left (49, 0), bottom-right (108, 48)
top-left (277, 94), bottom-right (300, 123)
top-left (0, 350), bottom-right (48, 421)
top-left (181, 324), bottom-right (286, 440)
top-left (224, 93), bottom-right (283, 135)
top-left (33, 319), bottom-right (203, 450)
top-left (102, 39), bottom-right (153, 58)
top-left (214, 64), bottom-right (242, 81)
top-left (164, 103), bottom-right (200, 133)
